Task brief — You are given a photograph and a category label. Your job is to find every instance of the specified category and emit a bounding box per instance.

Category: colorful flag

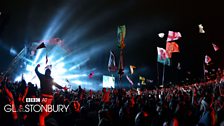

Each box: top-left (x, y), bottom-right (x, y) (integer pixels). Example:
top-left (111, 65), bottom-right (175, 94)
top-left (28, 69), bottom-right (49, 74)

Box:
top-left (139, 76), bottom-right (146, 85)
top-left (205, 55), bottom-right (212, 64)
top-left (36, 42), bottom-right (46, 50)
top-left (126, 75), bottom-right (134, 85)
top-left (166, 31), bottom-right (182, 42)
top-left (158, 33), bottom-right (165, 38)
top-left (212, 43), bottom-right (219, 51)
top-left (198, 24), bottom-right (205, 33)
top-left (129, 65), bottom-right (136, 74)
top-left (157, 47), bottom-right (170, 66)
top-left (108, 51), bottom-right (117, 72)
top-left (88, 72), bottom-right (94, 78)
top-left (117, 25), bottom-right (126, 49)
top-left (166, 42), bottom-right (180, 58)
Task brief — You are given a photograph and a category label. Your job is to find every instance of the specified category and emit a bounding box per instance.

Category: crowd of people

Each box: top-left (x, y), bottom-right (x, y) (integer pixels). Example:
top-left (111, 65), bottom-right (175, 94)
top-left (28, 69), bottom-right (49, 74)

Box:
top-left (0, 65), bottom-right (224, 126)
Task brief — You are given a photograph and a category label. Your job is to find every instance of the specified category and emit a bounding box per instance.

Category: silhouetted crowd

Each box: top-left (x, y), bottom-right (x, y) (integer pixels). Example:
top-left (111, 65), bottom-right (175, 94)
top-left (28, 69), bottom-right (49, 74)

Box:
top-left (0, 75), bottom-right (224, 126)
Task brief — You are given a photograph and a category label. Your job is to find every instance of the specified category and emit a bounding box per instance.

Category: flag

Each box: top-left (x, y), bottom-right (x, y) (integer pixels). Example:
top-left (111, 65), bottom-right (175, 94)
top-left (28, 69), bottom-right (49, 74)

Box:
top-left (63, 86), bottom-right (68, 91)
top-left (36, 42), bottom-right (46, 50)
top-left (46, 55), bottom-right (48, 64)
top-left (146, 79), bottom-right (153, 83)
top-left (198, 24), bottom-right (205, 33)
top-left (204, 69), bottom-right (208, 73)
top-left (139, 76), bottom-right (146, 85)
top-left (48, 38), bottom-right (63, 45)
top-left (65, 78), bottom-right (70, 83)
top-left (212, 43), bottom-right (219, 51)
top-left (88, 72), bottom-right (94, 78)
top-left (108, 51), bottom-right (117, 72)
top-left (126, 75), bottom-right (134, 85)
top-left (129, 65), bottom-right (136, 74)
top-left (117, 25), bottom-right (126, 49)
top-left (205, 55), bottom-right (211, 64)
top-left (177, 62), bottom-right (181, 70)
top-left (118, 50), bottom-right (124, 79)
top-left (157, 47), bottom-right (170, 66)
top-left (166, 31), bottom-right (182, 42)
top-left (158, 33), bottom-right (165, 38)
top-left (166, 42), bottom-right (180, 58)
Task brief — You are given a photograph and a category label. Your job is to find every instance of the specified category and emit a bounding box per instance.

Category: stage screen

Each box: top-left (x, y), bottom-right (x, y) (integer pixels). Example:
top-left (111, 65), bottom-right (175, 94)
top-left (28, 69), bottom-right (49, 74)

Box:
top-left (103, 75), bottom-right (115, 88)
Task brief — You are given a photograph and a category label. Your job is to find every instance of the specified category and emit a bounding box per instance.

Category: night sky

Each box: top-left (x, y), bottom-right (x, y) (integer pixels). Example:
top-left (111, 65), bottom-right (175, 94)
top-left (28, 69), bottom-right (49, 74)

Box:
top-left (0, 0), bottom-right (224, 86)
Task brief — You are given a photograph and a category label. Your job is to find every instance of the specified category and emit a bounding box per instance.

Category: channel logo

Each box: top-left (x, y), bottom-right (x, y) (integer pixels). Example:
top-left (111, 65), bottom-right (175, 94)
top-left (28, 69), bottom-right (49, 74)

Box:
top-left (26, 98), bottom-right (41, 103)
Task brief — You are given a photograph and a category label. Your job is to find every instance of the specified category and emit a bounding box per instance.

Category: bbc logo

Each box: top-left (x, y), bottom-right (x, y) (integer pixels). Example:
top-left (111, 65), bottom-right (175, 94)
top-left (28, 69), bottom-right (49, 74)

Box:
top-left (26, 98), bottom-right (41, 103)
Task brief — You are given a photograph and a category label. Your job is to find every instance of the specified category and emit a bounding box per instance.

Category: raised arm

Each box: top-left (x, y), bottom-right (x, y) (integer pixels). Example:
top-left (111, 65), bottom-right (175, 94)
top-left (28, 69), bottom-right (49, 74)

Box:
top-left (53, 82), bottom-right (63, 89)
top-left (35, 64), bottom-right (43, 78)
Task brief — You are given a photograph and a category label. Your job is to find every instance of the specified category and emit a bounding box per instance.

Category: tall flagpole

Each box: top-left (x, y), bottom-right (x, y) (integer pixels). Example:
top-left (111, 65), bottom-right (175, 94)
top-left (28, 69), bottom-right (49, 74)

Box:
top-left (203, 61), bottom-right (206, 81)
top-left (157, 62), bottom-right (160, 85)
top-left (162, 63), bottom-right (166, 85)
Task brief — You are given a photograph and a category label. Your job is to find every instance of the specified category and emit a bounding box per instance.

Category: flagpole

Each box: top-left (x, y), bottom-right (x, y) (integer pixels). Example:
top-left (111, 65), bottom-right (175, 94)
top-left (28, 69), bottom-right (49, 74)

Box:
top-left (203, 61), bottom-right (206, 82)
top-left (157, 62), bottom-right (160, 85)
top-left (162, 63), bottom-right (166, 85)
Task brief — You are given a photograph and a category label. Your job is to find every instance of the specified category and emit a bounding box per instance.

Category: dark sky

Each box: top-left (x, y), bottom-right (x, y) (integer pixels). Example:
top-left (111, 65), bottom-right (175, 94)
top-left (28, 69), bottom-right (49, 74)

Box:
top-left (0, 0), bottom-right (224, 85)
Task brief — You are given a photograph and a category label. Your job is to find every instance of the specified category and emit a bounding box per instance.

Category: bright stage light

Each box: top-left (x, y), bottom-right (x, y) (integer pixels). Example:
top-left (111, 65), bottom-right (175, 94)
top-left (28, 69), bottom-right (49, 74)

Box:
top-left (14, 45), bottom-right (97, 90)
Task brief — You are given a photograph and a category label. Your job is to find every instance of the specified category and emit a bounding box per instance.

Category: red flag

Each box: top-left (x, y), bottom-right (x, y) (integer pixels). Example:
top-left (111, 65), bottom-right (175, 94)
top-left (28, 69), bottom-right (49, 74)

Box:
top-left (212, 43), bottom-right (219, 51)
top-left (205, 55), bottom-right (211, 64)
top-left (166, 31), bottom-right (182, 42)
top-left (36, 42), bottom-right (46, 50)
top-left (166, 42), bottom-right (180, 58)
top-left (63, 86), bottom-right (68, 91)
